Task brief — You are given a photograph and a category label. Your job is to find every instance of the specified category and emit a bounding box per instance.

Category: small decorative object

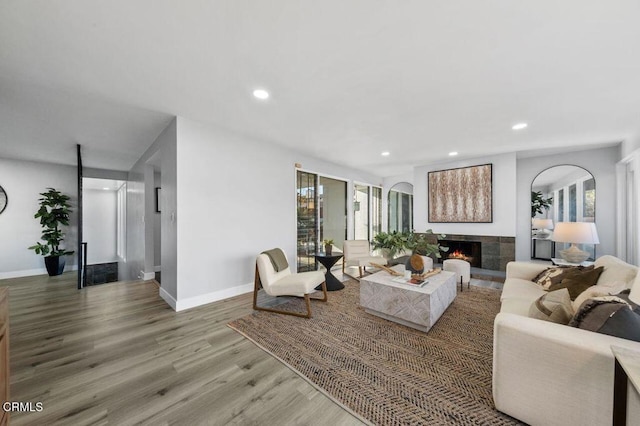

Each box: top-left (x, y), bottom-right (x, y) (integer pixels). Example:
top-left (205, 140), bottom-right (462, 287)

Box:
top-left (323, 239), bottom-right (334, 255)
top-left (405, 254), bottom-right (425, 274)
top-left (552, 222), bottom-right (599, 263)
top-left (28, 188), bottom-right (75, 276)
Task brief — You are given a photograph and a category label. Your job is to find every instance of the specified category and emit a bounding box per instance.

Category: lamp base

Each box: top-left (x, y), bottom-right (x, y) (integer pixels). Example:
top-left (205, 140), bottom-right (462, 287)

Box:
top-left (535, 230), bottom-right (551, 239)
top-left (559, 244), bottom-right (590, 264)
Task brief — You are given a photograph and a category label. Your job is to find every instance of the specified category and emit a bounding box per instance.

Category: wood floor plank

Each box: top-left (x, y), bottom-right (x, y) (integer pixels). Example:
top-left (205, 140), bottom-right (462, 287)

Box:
top-left (1, 273), bottom-right (363, 425)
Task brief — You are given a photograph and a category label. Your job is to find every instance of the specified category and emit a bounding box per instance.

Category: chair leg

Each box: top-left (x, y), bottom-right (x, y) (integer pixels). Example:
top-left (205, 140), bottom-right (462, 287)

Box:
top-left (358, 266), bottom-right (363, 278)
top-left (253, 265), bottom-right (323, 318)
top-left (310, 281), bottom-right (328, 302)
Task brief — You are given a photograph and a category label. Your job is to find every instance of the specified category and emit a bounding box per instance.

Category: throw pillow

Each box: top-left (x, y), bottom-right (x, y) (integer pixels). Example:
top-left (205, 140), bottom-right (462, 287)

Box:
top-left (572, 286), bottom-right (613, 311)
top-left (569, 295), bottom-right (640, 342)
top-left (529, 288), bottom-right (574, 324)
top-left (533, 265), bottom-right (595, 290)
top-left (548, 266), bottom-right (604, 300)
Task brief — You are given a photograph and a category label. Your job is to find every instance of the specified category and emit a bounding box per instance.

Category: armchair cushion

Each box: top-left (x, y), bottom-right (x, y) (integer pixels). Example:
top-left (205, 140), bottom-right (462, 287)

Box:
top-left (270, 271), bottom-right (326, 297)
top-left (343, 240), bottom-right (386, 267)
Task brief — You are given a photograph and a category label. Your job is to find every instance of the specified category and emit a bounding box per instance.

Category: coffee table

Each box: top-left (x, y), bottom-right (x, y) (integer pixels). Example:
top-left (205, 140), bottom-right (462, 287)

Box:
top-left (360, 265), bottom-right (457, 332)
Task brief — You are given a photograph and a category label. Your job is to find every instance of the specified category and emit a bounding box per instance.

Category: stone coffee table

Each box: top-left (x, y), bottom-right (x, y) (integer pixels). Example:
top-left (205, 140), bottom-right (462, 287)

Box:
top-left (360, 265), bottom-right (457, 332)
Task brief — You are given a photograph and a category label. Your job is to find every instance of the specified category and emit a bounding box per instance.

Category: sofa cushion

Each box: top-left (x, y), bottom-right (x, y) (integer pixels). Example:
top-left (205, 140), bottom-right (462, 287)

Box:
top-left (569, 295), bottom-right (640, 342)
top-left (533, 265), bottom-right (594, 290)
top-left (594, 255), bottom-right (638, 288)
top-left (500, 278), bottom-right (547, 302)
top-left (571, 281), bottom-right (628, 311)
top-left (547, 266), bottom-right (604, 300)
top-left (529, 288), bottom-right (574, 324)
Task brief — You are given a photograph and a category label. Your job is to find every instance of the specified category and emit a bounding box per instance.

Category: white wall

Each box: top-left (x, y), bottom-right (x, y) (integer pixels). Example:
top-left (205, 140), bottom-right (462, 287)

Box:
top-left (0, 157), bottom-right (78, 278)
top-left (173, 117), bottom-right (381, 309)
top-left (153, 170), bottom-right (161, 268)
top-left (413, 153), bottom-right (518, 236)
top-left (126, 118), bottom-right (177, 304)
top-left (83, 189), bottom-right (117, 264)
top-left (516, 146), bottom-right (619, 261)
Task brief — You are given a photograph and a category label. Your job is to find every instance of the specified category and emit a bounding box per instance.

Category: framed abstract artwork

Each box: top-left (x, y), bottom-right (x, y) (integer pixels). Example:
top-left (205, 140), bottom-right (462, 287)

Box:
top-left (428, 164), bottom-right (492, 223)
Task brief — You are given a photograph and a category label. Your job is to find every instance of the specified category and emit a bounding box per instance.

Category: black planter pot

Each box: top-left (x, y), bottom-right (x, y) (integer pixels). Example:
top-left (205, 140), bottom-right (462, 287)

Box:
top-left (44, 255), bottom-right (66, 276)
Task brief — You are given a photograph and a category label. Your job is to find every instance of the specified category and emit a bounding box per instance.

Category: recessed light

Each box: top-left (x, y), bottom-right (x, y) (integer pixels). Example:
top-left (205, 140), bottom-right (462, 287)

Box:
top-left (253, 89), bottom-right (270, 100)
top-left (449, 151), bottom-right (458, 156)
top-left (512, 122), bottom-right (528, 130)
top-left (381, 151), bottom-right (390, 156)
top-left (103, 187), bottom-right (110, 190)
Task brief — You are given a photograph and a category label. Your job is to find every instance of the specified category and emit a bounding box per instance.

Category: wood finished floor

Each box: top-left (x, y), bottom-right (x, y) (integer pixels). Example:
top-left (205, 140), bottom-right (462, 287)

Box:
top-left (2, 272), bottom-right (364, 426)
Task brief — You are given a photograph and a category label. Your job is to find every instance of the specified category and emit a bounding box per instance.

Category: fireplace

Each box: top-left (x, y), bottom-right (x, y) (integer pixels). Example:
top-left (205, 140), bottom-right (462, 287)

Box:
top-left (440, 240), bottom-right (482, 268)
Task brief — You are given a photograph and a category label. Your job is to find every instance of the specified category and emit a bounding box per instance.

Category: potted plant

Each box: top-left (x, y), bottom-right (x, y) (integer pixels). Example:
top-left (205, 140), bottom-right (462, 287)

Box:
top-left (28, 188), bottom-right (75, 276)
top-left (406, 230), bottom-right (449, 259)
top-left (531, 191), bottom-right (553, 218)
top-left (372, 231), bottom-right (409, 260)
top-left (322, 239), bottom-right (334, 255)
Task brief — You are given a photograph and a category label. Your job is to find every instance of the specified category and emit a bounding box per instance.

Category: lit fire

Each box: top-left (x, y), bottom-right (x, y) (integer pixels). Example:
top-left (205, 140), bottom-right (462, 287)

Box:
top-left (450, 250), bottom-right (466, 258)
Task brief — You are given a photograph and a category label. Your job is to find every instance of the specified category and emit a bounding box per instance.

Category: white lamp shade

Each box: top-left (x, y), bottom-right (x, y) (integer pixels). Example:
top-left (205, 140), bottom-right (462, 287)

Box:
top-left (532, 218), bottom-right (554, 230)
top-left (552, 222), bottom-right (600, 244)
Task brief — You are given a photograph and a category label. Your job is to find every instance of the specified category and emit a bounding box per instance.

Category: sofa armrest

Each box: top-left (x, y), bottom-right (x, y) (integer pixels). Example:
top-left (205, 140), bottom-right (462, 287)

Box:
top-left (493, 313), bottom-right (640, 426)
top-left (505, 261), bottom-right (548, 281)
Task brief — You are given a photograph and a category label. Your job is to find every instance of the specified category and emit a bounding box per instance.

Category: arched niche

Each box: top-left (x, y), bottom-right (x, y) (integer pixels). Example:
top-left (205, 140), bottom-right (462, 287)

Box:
top-left (388, 182), bottom-right (413, 233)
top-left (531, 165), bottom-right (596, 260)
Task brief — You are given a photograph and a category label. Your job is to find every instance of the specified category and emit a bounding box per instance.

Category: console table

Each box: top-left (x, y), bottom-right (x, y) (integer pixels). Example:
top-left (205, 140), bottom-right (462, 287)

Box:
top-left (612, 345), bottom-right (640, 425)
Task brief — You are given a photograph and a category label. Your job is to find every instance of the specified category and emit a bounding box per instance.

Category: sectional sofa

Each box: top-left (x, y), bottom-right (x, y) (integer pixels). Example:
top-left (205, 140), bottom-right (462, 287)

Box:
top-left (493, 255), bottom-right (640, 425)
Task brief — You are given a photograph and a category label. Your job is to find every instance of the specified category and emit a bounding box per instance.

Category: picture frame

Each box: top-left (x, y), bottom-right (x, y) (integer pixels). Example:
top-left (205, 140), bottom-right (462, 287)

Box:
top-left (428, 164), bottom-right (492, 223)
top-left (155, 187), bottom-right (161, 213)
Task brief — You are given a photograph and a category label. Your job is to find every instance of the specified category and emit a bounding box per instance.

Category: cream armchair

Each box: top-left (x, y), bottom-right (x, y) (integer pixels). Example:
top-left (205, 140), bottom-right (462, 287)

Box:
top-left (342, 240), bottom-right (387, 278)
top-left (253, 249), bottom-right (327, 318)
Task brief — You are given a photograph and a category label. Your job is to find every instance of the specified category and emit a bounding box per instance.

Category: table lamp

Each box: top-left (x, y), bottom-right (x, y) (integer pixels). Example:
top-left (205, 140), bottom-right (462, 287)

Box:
top-left (532, 218), bottom-right (554, 238)
top-left (552, 222), bottom-right (599, 263)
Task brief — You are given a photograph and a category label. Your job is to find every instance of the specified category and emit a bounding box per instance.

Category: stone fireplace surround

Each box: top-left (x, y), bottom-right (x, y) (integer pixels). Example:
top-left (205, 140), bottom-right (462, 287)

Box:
top-left (437, 234), bottom-right (515, 272)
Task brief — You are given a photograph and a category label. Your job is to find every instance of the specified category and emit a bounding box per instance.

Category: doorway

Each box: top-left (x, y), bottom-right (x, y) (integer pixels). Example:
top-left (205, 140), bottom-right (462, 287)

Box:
top-left (82, 177), bottom-right (125, 284)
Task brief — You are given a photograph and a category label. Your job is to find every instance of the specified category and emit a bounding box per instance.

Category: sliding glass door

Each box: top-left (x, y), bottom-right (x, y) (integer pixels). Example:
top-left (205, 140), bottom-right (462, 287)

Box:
top-left (318, 176), bottom-right (347, 254)
top-left (354, 184), bottom-right (369, 240)
top-left (296, 171), bottom-right (347, 272)
top-left (296, 171), bottom-right (317, 272)
top-left (353, 184), bottom-right (383, 240)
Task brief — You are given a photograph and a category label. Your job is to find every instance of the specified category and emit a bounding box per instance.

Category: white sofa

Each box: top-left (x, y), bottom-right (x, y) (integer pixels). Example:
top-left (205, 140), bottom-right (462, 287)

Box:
top-left (493, 255), bottom-right (640, 426)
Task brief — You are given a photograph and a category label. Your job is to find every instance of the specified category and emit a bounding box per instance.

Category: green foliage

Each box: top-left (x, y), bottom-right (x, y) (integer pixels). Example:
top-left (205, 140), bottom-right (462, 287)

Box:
top-left (406, 229), bottom-right (449, 258)
top-left (322, 238), bottom-right (334, 245)
top-left (373, 230), bottom-right (449, 259)
top-left (531, 191), bottom-right (553, 218)
top-left (28, 188), bottom-right (75, 257)
top-left (372, 231), bottom-right (409, 259)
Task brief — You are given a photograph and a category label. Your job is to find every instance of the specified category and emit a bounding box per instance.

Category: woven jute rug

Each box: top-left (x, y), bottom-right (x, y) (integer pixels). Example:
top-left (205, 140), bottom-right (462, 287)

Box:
top-left (228, 280), bottom-right (521, 425)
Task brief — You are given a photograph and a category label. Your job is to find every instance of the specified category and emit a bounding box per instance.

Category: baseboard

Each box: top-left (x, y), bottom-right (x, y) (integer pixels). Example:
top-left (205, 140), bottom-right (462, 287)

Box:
top-left (141, 271), bottom-right (155, 280)
top-left (0, 265), bottom-right (79, 280)
top-left (159, 287), bottom-right (177, 310)
top-left (173, 283), bottom-right (254, 312)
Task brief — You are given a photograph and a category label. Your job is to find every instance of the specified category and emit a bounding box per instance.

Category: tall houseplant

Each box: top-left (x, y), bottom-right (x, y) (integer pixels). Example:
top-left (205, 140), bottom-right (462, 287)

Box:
top-left (28, 188), bottom-right (74, 276)
top-left (531, 191), bottom-right (553, 218)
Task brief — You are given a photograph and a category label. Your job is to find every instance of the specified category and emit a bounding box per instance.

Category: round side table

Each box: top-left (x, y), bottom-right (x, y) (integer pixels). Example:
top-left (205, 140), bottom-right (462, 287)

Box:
top-left (314, 254), bottom-right (344, 291)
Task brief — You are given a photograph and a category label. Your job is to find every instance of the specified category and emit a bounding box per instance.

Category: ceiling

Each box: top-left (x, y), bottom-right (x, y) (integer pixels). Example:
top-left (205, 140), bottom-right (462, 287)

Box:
top-left (1, 1), bottom-right (639, 176)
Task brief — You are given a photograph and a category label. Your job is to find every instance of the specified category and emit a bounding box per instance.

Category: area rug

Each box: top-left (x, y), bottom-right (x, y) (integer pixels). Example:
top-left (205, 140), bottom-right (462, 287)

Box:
top-left (228, 280), bottom-right (521, 425)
